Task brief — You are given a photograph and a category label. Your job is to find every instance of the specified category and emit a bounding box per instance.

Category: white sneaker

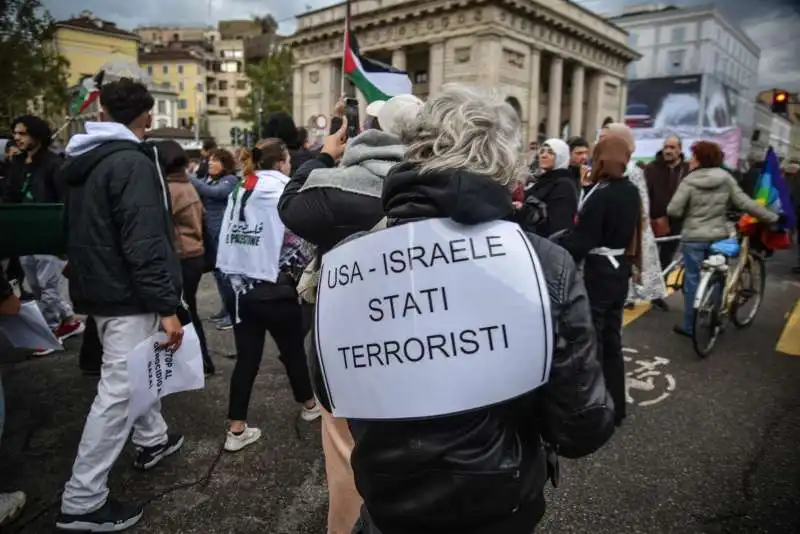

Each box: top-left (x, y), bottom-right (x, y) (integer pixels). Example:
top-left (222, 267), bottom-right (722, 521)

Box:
top-left (224, 426), bottom-right (262, 452)
top-left (0, 491), bottom-right (26, 526)
top-left (301, 402), bottom-right (321, 422)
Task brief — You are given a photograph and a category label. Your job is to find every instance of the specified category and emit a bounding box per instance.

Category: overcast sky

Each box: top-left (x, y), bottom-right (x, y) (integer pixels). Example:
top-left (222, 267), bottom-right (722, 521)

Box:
top-left (42, 0), bottom-right (799, 91)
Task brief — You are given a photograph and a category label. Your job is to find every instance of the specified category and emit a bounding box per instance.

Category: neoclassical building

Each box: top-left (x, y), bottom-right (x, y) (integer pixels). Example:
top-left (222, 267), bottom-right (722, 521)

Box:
top-left (287, 0), bottom-right (640, 143)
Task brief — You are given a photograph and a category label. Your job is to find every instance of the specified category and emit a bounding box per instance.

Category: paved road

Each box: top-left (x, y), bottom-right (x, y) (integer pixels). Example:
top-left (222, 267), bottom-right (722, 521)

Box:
top-left (2, 251), bottom-right (800, 533)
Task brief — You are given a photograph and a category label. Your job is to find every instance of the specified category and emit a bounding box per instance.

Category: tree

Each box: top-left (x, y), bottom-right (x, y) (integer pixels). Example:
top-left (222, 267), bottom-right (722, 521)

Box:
top-left (240, 46), bottom-right (293, 133)
top-left (0, 0), bottom-right (69, 129)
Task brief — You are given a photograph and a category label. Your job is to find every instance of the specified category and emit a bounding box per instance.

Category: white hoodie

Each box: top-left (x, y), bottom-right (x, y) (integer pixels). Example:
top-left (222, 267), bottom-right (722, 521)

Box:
top-left (65, 121), bottom-right (142, 157)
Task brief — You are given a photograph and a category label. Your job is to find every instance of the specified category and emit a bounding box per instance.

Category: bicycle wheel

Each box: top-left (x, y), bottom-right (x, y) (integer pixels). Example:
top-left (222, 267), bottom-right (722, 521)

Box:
top-left (692, 272), bottom-right (724, 358)
top-left (731, 254), bottom-right (766, 328)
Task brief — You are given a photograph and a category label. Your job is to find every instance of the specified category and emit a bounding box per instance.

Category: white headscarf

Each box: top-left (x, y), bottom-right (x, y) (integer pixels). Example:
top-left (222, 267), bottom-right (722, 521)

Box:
top-left (542, 138), bottom-right (570, 170)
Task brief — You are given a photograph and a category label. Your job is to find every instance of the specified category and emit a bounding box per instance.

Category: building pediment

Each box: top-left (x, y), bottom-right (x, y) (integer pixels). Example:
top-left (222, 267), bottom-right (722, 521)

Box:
top-left (287, 0), bottom-right (639, 64)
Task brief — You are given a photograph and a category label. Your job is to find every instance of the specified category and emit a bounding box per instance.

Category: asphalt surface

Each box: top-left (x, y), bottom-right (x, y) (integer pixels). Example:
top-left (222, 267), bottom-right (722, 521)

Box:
top-left (2, 251), bottom-right (800, 534)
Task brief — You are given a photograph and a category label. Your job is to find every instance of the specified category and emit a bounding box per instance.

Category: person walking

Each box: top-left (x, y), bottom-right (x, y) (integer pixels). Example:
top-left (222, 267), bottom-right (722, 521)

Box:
top-left (217, 139), bottom-right (318, 453)
top-left (57, 78), bottom-right (185, 532)
top-left (5, 115), bottom-right (84, 347)
top-left (158, 140), bottom-right (214, 375)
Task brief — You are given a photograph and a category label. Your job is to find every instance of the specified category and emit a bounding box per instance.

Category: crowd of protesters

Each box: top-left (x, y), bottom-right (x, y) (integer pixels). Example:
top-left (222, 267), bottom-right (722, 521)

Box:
top-left (0, 77), bottom-right (790, 533)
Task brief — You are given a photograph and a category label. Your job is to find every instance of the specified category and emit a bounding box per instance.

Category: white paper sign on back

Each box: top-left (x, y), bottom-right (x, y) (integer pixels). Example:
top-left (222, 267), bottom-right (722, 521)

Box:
top-left (315, 218), bottom-right (554, 420)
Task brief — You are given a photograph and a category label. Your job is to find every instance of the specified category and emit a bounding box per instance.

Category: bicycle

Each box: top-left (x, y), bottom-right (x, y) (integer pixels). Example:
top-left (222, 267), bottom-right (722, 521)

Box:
top-left (690, 231), bottom-right (766, 358)
top-left (657, 235), bottom-right (685, 293)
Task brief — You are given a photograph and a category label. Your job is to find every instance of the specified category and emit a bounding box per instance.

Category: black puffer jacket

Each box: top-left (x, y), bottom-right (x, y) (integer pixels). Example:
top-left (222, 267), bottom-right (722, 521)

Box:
top-left (521, 168), bottom-right (578, 237)
top-left (310, 163), bottom-right (614, 534)
top-left (62, 138), bottom-right (182, 317)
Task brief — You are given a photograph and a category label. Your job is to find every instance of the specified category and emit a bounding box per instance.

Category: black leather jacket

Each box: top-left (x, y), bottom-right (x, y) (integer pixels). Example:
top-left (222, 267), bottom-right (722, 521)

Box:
top-left (310, 163), bottom-right (615, 534)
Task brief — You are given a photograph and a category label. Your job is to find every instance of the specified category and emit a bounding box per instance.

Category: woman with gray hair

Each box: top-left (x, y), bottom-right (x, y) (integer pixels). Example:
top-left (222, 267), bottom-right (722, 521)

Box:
top-left (309, 84), bottom-right (614, 534)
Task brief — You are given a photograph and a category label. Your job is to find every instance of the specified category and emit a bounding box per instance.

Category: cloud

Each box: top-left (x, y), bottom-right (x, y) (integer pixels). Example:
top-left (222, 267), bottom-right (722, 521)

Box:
top-left (39, 0), bottom-right (336, 34)
top-left (740, 7), bottom-right (800, 91)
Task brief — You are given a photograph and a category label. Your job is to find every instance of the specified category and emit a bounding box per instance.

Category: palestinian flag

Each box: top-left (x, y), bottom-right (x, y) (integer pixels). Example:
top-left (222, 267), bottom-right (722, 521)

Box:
top-left (70, 70), bottom-right (105, 115)
top-left (343, 1), bottom-right (411, 103)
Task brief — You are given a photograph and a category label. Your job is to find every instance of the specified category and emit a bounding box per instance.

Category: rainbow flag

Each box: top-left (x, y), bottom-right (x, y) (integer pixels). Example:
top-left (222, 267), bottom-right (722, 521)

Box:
top-left (741, 147), bottom-right (795, 230)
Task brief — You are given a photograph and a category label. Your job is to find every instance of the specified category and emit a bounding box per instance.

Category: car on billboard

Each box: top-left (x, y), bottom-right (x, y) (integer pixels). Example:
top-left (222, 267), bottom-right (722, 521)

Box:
top-left (624, 102), bottom-right (654, 128)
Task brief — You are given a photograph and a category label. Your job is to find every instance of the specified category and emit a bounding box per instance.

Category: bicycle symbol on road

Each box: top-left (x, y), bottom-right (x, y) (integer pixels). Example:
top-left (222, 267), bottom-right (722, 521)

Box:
top-left (623, 348), bottom-right (676, 406)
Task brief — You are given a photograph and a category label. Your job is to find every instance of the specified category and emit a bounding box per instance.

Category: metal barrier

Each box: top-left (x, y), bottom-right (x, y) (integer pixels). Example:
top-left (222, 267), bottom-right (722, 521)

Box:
top-left (654, 235), bottom-right (682, 243)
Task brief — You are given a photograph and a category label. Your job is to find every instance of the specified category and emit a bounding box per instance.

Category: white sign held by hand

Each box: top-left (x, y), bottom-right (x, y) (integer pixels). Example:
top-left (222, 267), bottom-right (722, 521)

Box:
top-left (0, 301), bottom-right (62, 351)
top-left (315, 219), bottom-right (554, 420)
top-left (127, 324), bottom-right (205, 423)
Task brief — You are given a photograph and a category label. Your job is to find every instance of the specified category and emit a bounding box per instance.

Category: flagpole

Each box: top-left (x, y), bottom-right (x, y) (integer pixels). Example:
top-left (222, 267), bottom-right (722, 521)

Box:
top-left (340, 0), bottom-right (351, 98)
top-left (52, 117), bottom-right (74, 140)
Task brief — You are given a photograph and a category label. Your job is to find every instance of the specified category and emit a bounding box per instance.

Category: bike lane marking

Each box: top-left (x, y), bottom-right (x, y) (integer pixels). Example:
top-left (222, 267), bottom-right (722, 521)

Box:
top-left (776, 298), bottom-right (800, 356)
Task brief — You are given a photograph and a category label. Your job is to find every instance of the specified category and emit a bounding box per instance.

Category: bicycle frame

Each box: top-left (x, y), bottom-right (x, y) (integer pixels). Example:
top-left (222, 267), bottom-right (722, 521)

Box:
top-left (693, 235), bottom-right (751, 315)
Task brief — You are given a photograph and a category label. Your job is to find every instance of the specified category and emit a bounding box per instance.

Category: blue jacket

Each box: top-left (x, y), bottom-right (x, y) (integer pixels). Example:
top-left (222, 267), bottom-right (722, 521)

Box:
top-left (190, 174), bottom-right (238, 242)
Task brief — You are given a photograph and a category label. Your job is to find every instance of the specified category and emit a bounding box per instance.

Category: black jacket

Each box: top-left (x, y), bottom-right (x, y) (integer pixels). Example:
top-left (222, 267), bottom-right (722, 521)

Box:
top-left (62, 140), bottom-right (182, 317)
top-left (3, 149), bottom-right (64, 203)
top-left (521, 168), bottom-right (578, 237)
top-left (311, 163), bottom-right (614, 534)
top-left (278, 153), bottom-right (384, 253)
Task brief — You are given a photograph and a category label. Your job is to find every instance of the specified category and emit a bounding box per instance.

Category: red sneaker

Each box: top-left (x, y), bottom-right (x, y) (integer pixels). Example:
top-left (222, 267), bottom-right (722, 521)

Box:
top-left (55, 319), bottom-right (86, 342)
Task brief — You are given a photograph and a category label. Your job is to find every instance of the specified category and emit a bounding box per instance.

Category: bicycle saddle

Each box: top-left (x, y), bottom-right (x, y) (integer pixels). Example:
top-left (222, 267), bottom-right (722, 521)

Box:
top-left (710, 238), bottom-right (740, 257)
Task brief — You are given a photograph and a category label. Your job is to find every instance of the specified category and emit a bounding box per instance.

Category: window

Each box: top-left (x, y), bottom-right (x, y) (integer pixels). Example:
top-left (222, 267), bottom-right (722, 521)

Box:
top-left (178, 64), bottom-right (184, 74)
top-left (221, 49), bottom-right (243, 59)
top-left (196, 83), bottom-right (204, 93)
top-left (237, 97), bottom-right (248, 107)
top-left (220, 61), bottom-right (240, 73)
top-left (218, 80), bottom-right (229, 90)
top-left (157, 119), bottom-right (168, 129)
top-left (236, 80), bottom-right (247, 90)
top-left (178, 81), bottom-right (184, 91)
top-left (157, 100), bottom-right (167, 114)
top-left (219, 97), bottom-right (229, 107)
top-left (179, 118), bottom-right (188, 128)
top-left (162, 65), bottom-right (168, 74)
top-left (414, 70), bottom-right (428, 84)
top-left (147, 66), bottom-right (153, 76)
top-left (671, 27), bottom-right (685, 43)
top-left (178, 99), bottom-right (187, 110)
top-left (667, 49), bottom-right (685, 74)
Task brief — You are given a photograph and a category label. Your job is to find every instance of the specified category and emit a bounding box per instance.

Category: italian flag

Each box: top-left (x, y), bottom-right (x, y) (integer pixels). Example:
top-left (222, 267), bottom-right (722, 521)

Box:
top-left (343, 1), bottom-right (412, 103)
top-left (70, 70), bottom-right (105, 115)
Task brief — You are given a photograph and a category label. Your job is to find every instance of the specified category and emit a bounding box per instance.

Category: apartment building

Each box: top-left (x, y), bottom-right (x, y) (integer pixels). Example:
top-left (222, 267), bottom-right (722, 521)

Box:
top-left (611, 4), bottom-right (761, 157)
top-left (139, 48), bottom-right (210, 129)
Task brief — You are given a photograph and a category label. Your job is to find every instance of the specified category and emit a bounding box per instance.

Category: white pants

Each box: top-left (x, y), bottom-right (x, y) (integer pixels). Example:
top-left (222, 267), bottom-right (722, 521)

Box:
top-left (19, 255), bottom-right (72, 329)
top-left (61, 314), bottom-right (169, 515)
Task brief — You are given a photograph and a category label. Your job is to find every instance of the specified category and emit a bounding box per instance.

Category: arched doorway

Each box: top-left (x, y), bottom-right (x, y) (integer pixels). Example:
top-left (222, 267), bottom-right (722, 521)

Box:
top-left (505, 97), bottom-right (522, 118)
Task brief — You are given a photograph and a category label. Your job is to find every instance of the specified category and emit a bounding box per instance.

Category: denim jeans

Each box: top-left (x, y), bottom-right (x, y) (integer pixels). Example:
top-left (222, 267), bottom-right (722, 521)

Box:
top-left (0, 376), bottom-right (5, 447)
top-left (682, 242), bottom-right (711, 333)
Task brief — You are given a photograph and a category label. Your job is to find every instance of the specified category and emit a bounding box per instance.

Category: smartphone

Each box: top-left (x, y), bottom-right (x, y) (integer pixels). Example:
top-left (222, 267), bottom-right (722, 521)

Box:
top-left (344, 97), bottom-right (360, 138)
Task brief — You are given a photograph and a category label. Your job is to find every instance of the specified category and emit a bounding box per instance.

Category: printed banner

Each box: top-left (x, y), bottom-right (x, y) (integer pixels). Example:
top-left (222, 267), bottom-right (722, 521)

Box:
top-left (315, 219), bottom-right (554, 420)
top-left (127, 324), bottom-right (205, 423)
top-left (631, 127), bottom-right (741, 168)
top-left (0, 301), bottom-right (62, 351)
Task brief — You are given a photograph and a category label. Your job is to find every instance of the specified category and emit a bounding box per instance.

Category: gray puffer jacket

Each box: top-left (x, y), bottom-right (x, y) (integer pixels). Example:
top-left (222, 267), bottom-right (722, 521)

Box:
top-left (667, 167), bottom-right (778, 242)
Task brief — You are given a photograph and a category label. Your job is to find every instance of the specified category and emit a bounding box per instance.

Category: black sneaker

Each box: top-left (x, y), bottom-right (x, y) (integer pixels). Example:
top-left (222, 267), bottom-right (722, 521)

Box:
top-left (56, 499), bottom-right (142, 532)
top-left (133, 433), bottom-right (184, 471)
top-left (652, 298), bottom-right (670, 311)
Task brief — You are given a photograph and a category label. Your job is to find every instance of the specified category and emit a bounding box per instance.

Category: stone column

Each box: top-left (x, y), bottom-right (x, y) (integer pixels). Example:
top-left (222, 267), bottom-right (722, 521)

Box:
top-left (320, 62), bottom-right (335, 120)
top-left (292, 65), bottom-right (304, 123)
top-left (476, 32), bottom-right (503, 86)
top-left (584, 70), bottom-right (602, 142)
top-left (392, 47), bottom-right (407, 71)
top-left (546, 55), bottom-right (563, 139)
top-left (618, 79), bottom-right (628, 123)
top-left (570, 63), bottom-right (585, 138)
top-left (428, 39), bottom-right (445, 98)
top-left (527, 47), bottom-right (541, 144)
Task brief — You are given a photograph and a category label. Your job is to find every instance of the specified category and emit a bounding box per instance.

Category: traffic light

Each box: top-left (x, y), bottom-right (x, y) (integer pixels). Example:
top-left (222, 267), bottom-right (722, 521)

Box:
top-left (772, 89), bottom-right (789, 114)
